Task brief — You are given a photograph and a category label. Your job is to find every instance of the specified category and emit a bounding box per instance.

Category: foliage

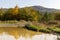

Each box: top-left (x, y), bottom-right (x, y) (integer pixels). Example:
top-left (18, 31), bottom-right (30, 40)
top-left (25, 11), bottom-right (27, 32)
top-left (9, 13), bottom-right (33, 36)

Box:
top-left (25, 24), bottom-right (51, 33)
top-left (25, 23), bottom-right (60, 33)
top-left (54, 12), bottom-right (60, 20)
top-left (25, 24), bottom-right (38, 31)
top-left (48, 27), bottom-right (60, 33)
top-left (0, 6), bottom-right (60, 22)
top-left (42, 12), bottom-right (55, 22)
top-left (39, 27), bottom-right (51, 33)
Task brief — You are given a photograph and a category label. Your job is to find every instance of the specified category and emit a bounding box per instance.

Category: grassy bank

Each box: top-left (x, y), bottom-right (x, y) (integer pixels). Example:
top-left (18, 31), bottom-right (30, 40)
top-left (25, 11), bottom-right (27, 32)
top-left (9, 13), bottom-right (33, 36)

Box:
top-left (0, 20), bottom-right (60, 38)
top-left (25, 23), bottom-right (60, 34)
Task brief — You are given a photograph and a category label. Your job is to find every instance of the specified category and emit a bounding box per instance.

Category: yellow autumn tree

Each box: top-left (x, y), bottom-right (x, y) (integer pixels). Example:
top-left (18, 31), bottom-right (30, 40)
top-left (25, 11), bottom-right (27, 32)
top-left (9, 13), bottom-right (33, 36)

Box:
top-left (12, 5), bottom-right (19, 15)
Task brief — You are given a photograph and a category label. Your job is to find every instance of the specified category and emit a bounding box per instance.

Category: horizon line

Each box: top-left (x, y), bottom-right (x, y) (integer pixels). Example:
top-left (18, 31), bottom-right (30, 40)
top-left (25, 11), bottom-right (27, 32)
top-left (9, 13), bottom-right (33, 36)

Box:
top-left (0, 5), bottom-right (60, 10)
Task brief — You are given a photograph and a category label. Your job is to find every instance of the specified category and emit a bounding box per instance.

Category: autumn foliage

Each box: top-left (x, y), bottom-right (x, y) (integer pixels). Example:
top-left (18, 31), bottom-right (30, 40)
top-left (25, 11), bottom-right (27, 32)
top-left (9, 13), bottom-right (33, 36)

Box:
top-left (0, 6), bottom-right (60, 22)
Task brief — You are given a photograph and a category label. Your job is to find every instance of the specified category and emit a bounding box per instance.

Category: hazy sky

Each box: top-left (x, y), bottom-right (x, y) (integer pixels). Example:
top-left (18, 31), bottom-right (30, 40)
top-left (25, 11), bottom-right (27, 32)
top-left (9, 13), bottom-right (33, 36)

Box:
top-left (0, 0), bottom-right (60, 9)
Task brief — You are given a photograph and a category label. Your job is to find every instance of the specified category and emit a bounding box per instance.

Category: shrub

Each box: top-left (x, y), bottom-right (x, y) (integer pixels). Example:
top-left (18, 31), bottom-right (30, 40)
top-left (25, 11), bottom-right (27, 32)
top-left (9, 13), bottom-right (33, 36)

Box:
top-left (25, 24), bottom-right (37, 31)
top-left (25, 24), bottom-right (51, 33)
top-left (39, 28), bottom-right (51, 33)
top-left (48, 27), bottom-right (60, 34)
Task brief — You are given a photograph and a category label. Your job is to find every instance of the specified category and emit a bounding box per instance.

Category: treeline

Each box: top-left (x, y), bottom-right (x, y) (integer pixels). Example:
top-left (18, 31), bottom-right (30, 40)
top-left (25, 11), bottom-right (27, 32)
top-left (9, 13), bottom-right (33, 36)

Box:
top-left (0, 6), bottom-right (60, 22)
top-left (0, 8), bottom-right (41, 21)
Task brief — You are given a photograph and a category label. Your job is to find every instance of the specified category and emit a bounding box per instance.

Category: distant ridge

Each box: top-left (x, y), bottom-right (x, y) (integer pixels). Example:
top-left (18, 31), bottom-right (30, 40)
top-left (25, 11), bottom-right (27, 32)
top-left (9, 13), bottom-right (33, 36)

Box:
top-left (0, 6), bottom-right (60, 13)
top-left (32, 6), bottom-right (60, 12)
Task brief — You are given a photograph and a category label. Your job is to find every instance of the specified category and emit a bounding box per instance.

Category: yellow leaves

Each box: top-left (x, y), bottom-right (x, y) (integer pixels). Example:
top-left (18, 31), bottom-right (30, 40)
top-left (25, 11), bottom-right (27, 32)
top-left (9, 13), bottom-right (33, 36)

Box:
top-left (12, 6), bottom-right (19, 15)
top-left (8, 6), bottom-right (19, 15)
top-left (12, 9), bottom-right (19, 15)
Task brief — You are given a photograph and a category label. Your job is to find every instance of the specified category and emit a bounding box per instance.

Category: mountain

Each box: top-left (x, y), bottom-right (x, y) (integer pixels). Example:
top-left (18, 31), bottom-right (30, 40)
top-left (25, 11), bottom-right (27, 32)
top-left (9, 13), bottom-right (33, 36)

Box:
top-left (32, 6), bottom-right (60, 12)
top-left (0, 6), bottom-right (60, 13)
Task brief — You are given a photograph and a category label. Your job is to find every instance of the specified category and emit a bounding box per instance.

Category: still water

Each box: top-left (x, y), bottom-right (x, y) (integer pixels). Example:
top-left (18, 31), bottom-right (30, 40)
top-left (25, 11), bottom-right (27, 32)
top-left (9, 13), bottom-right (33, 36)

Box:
top-left (0, 32), bottom-right (59, 40)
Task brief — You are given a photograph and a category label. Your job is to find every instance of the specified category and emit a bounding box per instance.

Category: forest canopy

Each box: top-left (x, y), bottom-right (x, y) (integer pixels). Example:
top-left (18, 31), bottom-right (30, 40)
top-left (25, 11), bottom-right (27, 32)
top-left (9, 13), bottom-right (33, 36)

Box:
top-left (0, 6), bottom-right (60, 22)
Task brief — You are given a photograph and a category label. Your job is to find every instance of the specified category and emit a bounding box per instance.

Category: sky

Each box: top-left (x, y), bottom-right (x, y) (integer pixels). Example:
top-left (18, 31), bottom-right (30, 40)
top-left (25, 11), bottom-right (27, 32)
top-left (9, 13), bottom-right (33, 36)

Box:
top-left (0, 0), bottom-right (60, 9)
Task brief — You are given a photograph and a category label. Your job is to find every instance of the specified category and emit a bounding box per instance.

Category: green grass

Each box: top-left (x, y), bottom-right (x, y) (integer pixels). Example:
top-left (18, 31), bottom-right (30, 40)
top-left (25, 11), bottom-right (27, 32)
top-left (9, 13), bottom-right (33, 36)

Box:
top-left (25, 24), bottom-right (51, 33)
top-left (25, 24), bottom-right (60, 34)
top-left (39, 28), bottom-right (51, 33)
top-left (48, 27), bottom-right (60, 33)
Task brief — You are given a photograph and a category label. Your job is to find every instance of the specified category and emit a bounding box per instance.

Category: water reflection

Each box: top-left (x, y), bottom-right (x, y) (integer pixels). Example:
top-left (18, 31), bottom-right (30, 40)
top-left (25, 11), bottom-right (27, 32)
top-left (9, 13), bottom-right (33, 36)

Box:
top-left (0, 32), bottom-right (59, 40)
top-left (31, 34), bottom-right (57, 40)
top-left (0, 32), bottom-right (15, 40)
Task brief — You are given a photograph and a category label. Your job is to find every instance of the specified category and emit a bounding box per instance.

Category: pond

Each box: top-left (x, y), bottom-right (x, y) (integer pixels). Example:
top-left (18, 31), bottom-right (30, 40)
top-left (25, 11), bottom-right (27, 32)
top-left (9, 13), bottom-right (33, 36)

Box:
top-left (0, 32), bottom-right (59, 40)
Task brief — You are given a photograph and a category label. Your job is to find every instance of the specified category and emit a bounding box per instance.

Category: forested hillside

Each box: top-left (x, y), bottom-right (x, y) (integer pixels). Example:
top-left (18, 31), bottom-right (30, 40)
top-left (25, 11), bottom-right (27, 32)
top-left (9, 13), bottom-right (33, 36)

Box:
top-left (0, 5), bottom-right (60, 22)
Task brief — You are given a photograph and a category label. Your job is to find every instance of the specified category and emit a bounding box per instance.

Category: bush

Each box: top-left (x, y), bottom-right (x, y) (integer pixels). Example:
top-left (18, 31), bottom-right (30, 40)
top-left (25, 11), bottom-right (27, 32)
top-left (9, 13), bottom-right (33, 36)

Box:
top-left (25, 24), bottom-right (38, 31)
top-left (25, 24), bottom-right (51, 33)
top-left (39, 28), bottom-right (51, 33)
top-left (48, 27), bottom-right (60, 34)
top-left (25, 23), bottom-right (60, 33)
